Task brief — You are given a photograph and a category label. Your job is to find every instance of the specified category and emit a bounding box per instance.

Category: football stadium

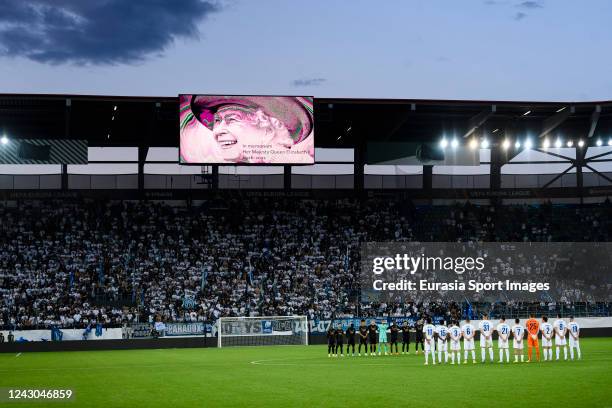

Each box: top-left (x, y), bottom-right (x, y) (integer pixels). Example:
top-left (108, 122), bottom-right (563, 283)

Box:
top-left (1, 2), bottom-right (612, 408)
top-left (1, 94), bottom-right (612, 407)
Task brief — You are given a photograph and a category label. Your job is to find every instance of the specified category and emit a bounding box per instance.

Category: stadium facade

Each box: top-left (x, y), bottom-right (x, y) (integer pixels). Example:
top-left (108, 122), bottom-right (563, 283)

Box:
top-left (0, 94), bottom-right (611, 202)
top-left (1, 94), bottom-right (611, 353)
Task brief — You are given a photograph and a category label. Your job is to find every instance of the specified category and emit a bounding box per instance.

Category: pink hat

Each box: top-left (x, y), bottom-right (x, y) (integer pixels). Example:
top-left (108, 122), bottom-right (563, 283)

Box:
top-left (190, 95), bottom-right (313, 144)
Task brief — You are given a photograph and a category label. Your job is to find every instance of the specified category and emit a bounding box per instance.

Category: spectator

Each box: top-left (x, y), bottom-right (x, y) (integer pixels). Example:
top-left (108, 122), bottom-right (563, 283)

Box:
top-left (0, 199), bottom-right (610, 329)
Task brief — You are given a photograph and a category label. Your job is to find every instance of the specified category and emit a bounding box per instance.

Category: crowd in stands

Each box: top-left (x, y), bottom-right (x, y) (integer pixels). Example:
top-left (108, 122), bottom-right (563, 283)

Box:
top-left (1, 198), bottom-right (610, 330)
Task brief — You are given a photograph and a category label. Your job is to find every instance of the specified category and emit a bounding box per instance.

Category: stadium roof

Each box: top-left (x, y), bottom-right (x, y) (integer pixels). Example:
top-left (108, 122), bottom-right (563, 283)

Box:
top-left (0, 93), bottom-right (611, 148)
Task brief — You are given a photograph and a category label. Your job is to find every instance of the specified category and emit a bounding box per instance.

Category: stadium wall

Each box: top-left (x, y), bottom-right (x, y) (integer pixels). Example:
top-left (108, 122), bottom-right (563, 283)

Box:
top-left (0, 328), bottom-right (123, 342)
top-left (0, 337), bottom-right (215, 353)
top-left (1, 317), bottom-right (611, 352)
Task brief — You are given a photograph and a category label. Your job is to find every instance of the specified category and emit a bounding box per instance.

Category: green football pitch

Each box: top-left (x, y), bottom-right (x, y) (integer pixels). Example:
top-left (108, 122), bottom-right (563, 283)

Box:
top-left (1, 338), bottom-right (611, 407)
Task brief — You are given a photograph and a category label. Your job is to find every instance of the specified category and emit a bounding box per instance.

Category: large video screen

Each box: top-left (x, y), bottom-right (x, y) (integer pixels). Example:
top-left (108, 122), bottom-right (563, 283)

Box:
top-left (179, 95), bottom-right (314, 164)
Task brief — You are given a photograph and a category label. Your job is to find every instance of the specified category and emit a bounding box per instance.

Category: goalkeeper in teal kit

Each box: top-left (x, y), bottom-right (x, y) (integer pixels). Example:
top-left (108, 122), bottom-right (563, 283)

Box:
top-left (378, 320), bottom-right (389, 356)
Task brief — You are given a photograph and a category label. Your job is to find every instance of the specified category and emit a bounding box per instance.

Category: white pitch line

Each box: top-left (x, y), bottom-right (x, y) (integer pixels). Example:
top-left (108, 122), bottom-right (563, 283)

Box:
top-left (249, 352), bottom-right (612, 367)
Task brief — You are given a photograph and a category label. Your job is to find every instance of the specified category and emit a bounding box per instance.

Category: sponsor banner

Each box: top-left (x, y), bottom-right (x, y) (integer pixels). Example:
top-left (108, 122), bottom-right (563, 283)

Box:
top-left (130, 322), bottom-right (214, 338)
top-left (0, 328), bottom-right (122, 342)
top-left (4, 187), bottom-right (612, 202)
top-left (219, 319), bottom-right (302, 336)
top-left (309, 317), bottom-right (425, 334)
top-left (261, 320), bottom-right (273, 334)
top-left (3, 317), bottom-right (611, 340)
top-left (308, 317), bottom-right (612, 335)
top-left (367, 142), bottom-right (479, 166)
top-left (131, 323), bottom-right (154, 338)
top-left (165, 322), bottom-right (207, 337)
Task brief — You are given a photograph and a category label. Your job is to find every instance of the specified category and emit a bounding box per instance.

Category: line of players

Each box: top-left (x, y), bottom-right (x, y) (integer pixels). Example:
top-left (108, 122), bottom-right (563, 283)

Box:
top-left (326, 318), bottom-right (416, 357)
top-left (422, 314), bottom-right (582, 365)
top-left (326, 314), bottom-right (582, 365)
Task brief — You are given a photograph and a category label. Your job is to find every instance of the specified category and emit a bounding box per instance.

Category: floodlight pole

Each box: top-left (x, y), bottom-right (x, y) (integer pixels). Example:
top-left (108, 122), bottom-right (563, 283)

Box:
top-left (423, 165), bottom-right (433, 196)
top-left (490, 143), bottom-right (503, 192)
top-left (284, 165), bottom-right (291, 190)
top-left (212, 165), bottom-right (219, 190)
top-left (575, 144), bottom-right (587, 205)
top-left (138, 146), bottom-right (147, 192)
top-left (62, 98), bottom-right (71, 190)
top-left (355, 141), bottom-right (365, 192)
top-left (61, 164), bottom-right (68, 190)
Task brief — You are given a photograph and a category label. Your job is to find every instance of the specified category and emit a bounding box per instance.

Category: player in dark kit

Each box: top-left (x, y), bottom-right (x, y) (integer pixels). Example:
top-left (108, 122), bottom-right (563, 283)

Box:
top-left (327, 326), bottom-right (337, 357)
top-left (401, 321), bottom-right (411, 354)
top-left (389, 322), bottom-right (400, 355)
top-left (368, 320), bottom-right (378, 355)
top-left (358, 319), bottom-right (369, 356)
top-left (346, 323), bottom-right (356, 356)
top-left (414, 319), bottom-right (424, 355)
top-left (335, 324), bottom-right (345, 357)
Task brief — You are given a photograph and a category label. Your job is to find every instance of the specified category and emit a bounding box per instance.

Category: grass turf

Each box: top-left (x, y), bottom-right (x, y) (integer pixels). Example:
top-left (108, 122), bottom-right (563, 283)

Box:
top-left (1, 338), bottom-right (611, 407)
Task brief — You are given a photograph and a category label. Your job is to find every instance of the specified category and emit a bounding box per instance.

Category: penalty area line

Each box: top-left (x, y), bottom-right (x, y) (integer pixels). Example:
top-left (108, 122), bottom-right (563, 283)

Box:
top-left (249, 358), bottom-right (395, 367)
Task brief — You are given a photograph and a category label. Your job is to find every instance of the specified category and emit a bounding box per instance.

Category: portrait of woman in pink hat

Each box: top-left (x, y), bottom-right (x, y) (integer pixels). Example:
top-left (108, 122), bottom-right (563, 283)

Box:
top-left (180, 95), bottom-right (314, 164)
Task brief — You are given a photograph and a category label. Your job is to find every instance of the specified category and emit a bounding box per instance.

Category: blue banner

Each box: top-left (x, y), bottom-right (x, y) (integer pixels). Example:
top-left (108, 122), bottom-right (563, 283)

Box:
top-left (261, 320), bottom-right (273, 334)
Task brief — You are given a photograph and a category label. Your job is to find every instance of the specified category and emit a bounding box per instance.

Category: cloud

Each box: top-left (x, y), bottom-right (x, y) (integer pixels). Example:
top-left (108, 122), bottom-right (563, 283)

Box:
top-left (291, 78), bottom-right (327, 87)
top-left (517, 1), bottom-right (543, 8)
top-left (485, 1), bottom-right (542, 20)
top-left (514, 12), bottom-right (528, 20)
top-left (0, 0), bottom-right (219, 65)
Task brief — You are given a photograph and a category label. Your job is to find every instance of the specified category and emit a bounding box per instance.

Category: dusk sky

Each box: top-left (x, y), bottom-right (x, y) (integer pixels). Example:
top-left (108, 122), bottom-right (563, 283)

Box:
top-left (0, 0), bottom-right (611, 101)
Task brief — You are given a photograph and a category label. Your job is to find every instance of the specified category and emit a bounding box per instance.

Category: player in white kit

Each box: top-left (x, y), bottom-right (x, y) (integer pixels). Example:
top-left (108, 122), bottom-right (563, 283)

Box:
top-left (496, 316), bottom-right (510, 363)
top-left (553, 314), bottom-right (568, 361)
top-left (568, 316), bottom-right (581, 360)
top-left (461, 318), bottom-right (476, 364)
top-left (449, 321), bottom-right (462, 364)
top-left (435, 320), bottom-right (449, 364)
top-left (423, 318), bottom-right (437, 365)
top-left (540, 316), bottom-right (553, 361)
top-left (511, 318), bottom-right (525, 363)
top-left (478, 315), bottom-right (494, 363)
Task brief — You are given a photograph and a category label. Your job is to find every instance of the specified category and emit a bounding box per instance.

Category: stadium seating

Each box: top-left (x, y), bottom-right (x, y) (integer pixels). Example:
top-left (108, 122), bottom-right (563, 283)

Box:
top-left (1, 198), bottom-right (610, 330)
